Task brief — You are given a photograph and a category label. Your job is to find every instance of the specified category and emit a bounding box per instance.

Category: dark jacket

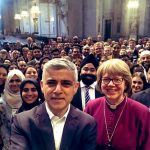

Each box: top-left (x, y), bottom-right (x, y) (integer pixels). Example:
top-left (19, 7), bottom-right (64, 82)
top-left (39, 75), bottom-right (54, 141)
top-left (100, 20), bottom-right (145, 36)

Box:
top-left (71, 88), bottom-right (103, 110)
top-left (131, 88), bottom-right (150, 108)
top-left (10, 103), bottom-right (97, 150)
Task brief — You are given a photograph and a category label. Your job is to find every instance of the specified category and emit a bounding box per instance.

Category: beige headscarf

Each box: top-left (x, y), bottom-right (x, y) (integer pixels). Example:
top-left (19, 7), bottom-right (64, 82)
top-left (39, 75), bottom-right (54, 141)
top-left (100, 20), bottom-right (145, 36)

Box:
top-left (3, 69), bottom-right (25, 108)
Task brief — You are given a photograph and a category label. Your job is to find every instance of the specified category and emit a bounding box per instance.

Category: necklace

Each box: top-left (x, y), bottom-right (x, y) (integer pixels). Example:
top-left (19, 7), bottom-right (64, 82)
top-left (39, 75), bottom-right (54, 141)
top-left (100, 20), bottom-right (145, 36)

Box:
top-left (104, 97), bottom-right (127, 148)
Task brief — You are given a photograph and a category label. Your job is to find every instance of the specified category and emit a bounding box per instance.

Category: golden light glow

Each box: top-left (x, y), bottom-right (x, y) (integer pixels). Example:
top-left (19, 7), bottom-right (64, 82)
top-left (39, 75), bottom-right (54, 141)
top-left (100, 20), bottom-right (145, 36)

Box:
top-left (14, 14), bottom-right (21, 20)
top-left (31, 5), bottom-right (40, 19)
top-left (127, 0), bottom-right (139, 9)
top-left (21, 11), bottom-right (29, 17)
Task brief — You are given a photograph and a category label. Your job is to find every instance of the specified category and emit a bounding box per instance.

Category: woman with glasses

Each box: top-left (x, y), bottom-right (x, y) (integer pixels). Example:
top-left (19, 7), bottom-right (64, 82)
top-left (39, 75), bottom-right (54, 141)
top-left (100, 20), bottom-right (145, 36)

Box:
top-left (0, 69), bottom-right (25, 150)
top-left (85, 59), bottom-right (150, 150)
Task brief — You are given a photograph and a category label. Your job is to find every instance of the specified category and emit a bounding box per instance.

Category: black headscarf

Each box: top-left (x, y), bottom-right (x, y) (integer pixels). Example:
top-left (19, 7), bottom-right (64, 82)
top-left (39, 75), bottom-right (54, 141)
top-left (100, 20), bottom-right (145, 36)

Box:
top-left (17, 79), bottom-right (44, 113)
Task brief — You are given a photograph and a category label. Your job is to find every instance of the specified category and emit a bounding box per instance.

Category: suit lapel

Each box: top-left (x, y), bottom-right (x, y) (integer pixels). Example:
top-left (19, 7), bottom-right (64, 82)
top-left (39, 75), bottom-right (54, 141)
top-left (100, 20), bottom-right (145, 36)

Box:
top-left (95, 89), bottom-right (103, 98)
top-left (72, 88), bottom-right (83, 110)
top-left (36, 103), bottom-right (55, 150)
top-left (59, 105), bottom-right (79, 150)
top-left (78, 88), bottom-right (82, 107)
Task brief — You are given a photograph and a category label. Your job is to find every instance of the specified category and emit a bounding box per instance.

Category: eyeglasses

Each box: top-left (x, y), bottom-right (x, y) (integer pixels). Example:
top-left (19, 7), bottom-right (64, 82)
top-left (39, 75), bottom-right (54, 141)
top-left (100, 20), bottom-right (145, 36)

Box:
top-left (101, 77), bottom-right (123, 85)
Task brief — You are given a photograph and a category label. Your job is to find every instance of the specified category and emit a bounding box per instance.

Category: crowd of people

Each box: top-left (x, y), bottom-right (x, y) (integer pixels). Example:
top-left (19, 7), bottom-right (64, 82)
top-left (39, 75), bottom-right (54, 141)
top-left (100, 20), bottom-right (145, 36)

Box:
top-left (0, 35), bottom-right (150, 150)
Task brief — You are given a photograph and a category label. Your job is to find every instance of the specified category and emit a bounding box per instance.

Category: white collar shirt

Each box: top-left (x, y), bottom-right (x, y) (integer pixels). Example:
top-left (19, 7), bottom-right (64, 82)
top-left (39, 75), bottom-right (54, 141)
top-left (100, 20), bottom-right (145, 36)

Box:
top-left (80, 81), bottom-right (97, 109)
top-left (45, 102), bottom-right (70, 150)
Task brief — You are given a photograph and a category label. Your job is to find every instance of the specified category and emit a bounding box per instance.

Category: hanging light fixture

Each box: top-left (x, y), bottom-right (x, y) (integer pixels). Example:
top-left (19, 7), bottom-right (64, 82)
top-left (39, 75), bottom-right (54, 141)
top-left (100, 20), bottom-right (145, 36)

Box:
top-left (21, 11), bottom-right (29, 18)
top-left (14, 13), bottom-right (21, 20)
top-left (127, 0), bottom-right (139, 9)
top-left (31, 4), bottom-right (40, 19)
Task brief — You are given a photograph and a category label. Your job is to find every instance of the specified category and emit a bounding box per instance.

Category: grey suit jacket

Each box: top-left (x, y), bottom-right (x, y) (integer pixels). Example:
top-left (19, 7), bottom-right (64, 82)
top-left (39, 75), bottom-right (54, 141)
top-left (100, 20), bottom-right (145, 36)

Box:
top-left (10, 103), bottom-right (97, 150)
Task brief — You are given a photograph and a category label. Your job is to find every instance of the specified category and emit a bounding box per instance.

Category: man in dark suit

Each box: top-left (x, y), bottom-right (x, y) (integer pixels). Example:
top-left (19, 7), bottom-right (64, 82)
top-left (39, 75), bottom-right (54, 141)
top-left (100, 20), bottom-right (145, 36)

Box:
top-left (27, 46), bottom-right (43, 66)
top-left (72, 54), bottom-right (103, 110)
top-left (26, 37), bottom-right (34, 49)
top-left (10, 58), bottom-right (97, 150)
top-left (131, 87), bottom-right (150, 108)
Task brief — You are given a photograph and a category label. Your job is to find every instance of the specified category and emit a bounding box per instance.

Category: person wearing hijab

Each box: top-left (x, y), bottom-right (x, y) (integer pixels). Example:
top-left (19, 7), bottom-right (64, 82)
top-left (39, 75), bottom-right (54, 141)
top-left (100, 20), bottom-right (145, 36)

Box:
top-left (17, 79), bottom-right (43, 113)
top-left (0, 69), bottom-right (25, 150)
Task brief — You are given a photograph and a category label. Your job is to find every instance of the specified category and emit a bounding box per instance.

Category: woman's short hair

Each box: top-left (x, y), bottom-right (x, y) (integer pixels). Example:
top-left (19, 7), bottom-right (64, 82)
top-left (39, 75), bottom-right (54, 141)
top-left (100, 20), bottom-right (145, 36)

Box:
top-left (97, 58), bottom-right (132, 94)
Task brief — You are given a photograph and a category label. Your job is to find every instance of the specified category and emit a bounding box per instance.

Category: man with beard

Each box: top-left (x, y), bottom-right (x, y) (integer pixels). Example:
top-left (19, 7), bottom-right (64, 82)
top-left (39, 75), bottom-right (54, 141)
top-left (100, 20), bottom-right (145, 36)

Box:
top-left (139, 50), bottom-right (150, 81)
top-left (71, 54), bottom-right (103, 110)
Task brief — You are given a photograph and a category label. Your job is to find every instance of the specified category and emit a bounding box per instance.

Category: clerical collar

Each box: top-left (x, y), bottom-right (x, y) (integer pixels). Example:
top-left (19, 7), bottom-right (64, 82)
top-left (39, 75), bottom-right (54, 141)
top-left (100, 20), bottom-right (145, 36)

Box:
top-left (105, 97), bottom-right (126, 110)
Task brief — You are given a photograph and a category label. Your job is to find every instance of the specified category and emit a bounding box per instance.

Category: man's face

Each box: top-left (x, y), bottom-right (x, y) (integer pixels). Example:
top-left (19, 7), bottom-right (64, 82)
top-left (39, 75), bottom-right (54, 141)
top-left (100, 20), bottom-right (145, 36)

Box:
top-left (94, 45), bottom-right (103, 56)
top-left (73, 37), bottom-right (78, 43)
top-left (33, 49), bottom-right (42, 59)
top-left (0, 50), bottom-right (8, 60)
top-left (86, 37), bottom-right (93, 45)
top-left (51, 41), bottom-right (57, 48)
top-left (145, 42), bottom-right (150, 49)
top-left (80, 63), bottom-right (96, 76)
top-left (22, 48), bottom-right (29, 57)
top-left (0, 67), bottom-right (7, 85)
top-left (80, 63), bottom-right (97, 86)
top-left (129, 41), bottom-right (136, 49)
top-left (119, 49), bottom-right (126, 56)
top-left (12, 50), bottom-right (20, 59)
top-left (57, 37), bottom-right (62, 43)
top-left (140, 54), bottom-right (150, 64)
top-left (113, 46), bottom-right (120, 56)
top-left (82, 47), bottom-right (90, 57)
top-left (97, 35), bottom-right (102, 41)
top-left (18, 61), bottom-right (27, 72)
top-left (104, 47), bottom-right (112, 56)
top-left (72, 48), bottom-right (80, 58)
top-left (41, 69), bottom-right (79, 117)
top-left (52, 51), bottom-right (61, 58)
top-left (27, 38), bottom-right (33, 44)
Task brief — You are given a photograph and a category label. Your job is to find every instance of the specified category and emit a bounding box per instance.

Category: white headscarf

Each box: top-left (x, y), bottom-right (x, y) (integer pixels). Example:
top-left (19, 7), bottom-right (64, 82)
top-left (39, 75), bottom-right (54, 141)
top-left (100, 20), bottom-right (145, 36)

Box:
top-left (3, 69), bottom-right (25, 108)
